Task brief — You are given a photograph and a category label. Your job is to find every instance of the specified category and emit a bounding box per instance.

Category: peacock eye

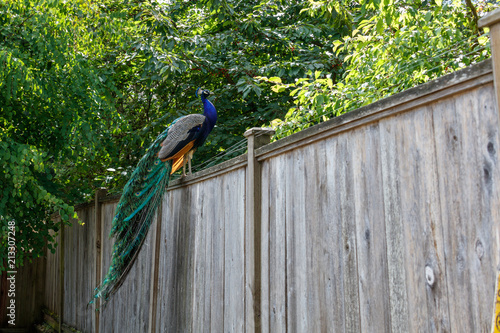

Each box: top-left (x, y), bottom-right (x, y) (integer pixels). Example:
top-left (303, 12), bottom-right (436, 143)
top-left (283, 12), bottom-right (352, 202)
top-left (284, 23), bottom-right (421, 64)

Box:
top-left (147, 168), bottom-right (152, 172)
top-left (135, 191), bottom-right (141, 197)
top-left (154, 160), bottom-right (160, 165)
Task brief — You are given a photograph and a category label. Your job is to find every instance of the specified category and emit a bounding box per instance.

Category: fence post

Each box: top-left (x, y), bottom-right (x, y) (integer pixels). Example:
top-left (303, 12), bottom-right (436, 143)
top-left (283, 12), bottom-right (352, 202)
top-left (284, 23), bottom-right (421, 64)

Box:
top-left (93, 189), bottom-right (106, 333)
top-left (478, 10), bottom-right (500, 333)
top-left (244, 127), bottom-right (275, 332)
top-left (480, 9), bottom-right (500, 112)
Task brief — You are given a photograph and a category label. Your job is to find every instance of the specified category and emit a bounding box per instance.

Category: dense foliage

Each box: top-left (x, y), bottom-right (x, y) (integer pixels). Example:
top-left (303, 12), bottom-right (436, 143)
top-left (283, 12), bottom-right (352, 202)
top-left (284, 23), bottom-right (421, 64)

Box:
top-left (0, 0), bottom-right (122, 266)
top-left (0, 0), bottom-right (495, 269)
top-left (259, 0), bottom-right (493, 137)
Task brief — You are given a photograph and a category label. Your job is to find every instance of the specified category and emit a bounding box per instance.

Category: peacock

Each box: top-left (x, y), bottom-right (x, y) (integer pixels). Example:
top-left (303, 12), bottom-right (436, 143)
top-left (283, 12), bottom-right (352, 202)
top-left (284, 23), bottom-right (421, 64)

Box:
top-left (91, 88), bottom-right (217, 305)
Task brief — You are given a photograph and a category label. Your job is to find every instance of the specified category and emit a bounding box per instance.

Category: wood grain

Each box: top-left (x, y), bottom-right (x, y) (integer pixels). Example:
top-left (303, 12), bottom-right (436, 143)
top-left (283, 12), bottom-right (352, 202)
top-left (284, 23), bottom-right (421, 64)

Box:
top-left (352, 124), bottom-right (391, 332)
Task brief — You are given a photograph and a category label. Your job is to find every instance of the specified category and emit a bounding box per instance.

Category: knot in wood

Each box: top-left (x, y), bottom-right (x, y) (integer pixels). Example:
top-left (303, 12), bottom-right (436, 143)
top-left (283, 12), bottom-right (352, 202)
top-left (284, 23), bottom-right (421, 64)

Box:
top-left (425, 265), bottom-right (435, 287)
top-left (475, 239), bottom-right (484, 260)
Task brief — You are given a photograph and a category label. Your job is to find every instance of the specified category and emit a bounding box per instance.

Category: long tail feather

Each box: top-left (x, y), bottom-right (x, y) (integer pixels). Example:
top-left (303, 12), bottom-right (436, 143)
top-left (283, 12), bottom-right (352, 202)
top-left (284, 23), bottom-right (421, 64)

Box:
top-left (91, 128), bottom-right (171, 306)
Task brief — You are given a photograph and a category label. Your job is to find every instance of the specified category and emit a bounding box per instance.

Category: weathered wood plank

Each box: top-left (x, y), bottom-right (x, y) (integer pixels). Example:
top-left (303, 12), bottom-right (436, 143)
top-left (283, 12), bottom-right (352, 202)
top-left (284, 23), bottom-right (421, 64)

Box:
top-left (224, 169), bottom-right (246, 332)
top-left (156, 191), bottom-right (175, 333)
top-left (201, 182), bottom-right (213, 333)
top-left (352, 124), bottom-right (391, 332)
top-left (148, 204), bottom-right (162, 333)
top-left (474, 84), bottom-right (500, 329)
top-left (432, 85), bottom-right (499, 332)
top-left (166, 186), bottom-right (184, 332)
top-left (260, 159), bottom-right (270, 333)
top-left (268, 154), bottom-right (287, 333)
top-left (175, 186), bottom-right (194, 332)
top-left (379, 114), bottom-right (410, 332)
top-left (432, 87), bottom-right (491, 332)
top-left (211, 176), bottom-right (225, 333)
top-left (304, 143), bottom-right (321, 332)
top-left (77, 206), bottom-right (95, 333)
top-left (192, 183), bottom-right (206, 332)
top-left (397, 106), bottom-right (450, 332)
top-left (63, 216), bottom-right (72, 326)
top-left (99, 202), bottom-right (117, 333)
top-left (323, 136), bottom-right (346, 332)
top-left (45, 228), bottom-right (60, 315)
top-left (285, 147), bottom-right (308, 332)
top-left (44, 231), bottom-right (53, 312)
top-left (336, 133), bottom-right (361, 333)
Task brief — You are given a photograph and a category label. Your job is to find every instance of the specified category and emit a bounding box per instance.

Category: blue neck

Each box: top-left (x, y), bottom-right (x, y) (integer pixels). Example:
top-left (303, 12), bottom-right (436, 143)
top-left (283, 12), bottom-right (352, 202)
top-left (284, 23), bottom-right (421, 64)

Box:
top-left (202, 97), bottom-right (217, 130)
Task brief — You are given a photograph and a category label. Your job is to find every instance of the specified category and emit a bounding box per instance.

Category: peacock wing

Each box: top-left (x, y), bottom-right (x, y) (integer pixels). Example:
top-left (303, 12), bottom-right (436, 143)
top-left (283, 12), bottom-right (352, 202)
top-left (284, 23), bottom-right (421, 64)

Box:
top-left (158, 113), bottom-right (206, 160)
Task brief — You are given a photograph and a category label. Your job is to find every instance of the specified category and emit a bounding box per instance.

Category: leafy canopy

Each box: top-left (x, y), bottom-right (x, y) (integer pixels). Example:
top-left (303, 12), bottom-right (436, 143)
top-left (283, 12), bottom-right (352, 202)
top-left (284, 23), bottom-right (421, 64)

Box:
top-left (259, 0), bottom-right (493, 138)
top-left (0, 0), bottom-right (122, 267)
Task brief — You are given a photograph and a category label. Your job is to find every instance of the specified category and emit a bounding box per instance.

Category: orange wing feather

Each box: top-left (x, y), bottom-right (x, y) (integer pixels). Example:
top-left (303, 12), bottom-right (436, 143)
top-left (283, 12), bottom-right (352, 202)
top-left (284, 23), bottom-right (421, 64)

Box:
top-left (160, 140), bottom-right (195, 174)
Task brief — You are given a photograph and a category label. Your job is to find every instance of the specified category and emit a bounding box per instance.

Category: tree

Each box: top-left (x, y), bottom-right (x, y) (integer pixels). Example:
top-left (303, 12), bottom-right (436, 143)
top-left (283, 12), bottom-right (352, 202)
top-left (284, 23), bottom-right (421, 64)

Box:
top-left (258, 0), bottom-right (493, 138)
top-left (0, 0), bottom-right (351, 269)
top-left (101, 0), bottom-right (352, 177)
top-left (0, 0), bottom-right (123, 268)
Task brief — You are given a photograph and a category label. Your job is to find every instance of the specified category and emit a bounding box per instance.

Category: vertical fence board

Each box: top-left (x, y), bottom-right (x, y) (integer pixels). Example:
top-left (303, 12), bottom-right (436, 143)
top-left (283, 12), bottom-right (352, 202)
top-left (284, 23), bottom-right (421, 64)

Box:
top-left (99, 202), bottom-right (117, 333)
top-left (475, 84), bottom-right (500, 328)
top-left (63, 216), bottom-right (73, 326)
top-left (380, 114), bottom-right (411, 332)
top-left (44, 229), bottom-right (60, 315)
top-left (337, 134), bottom-right (361, 333)
top-left (177, 186), bottom-right (194, 332)
top-left (352, 125), bottom-right (391, 332)
top-left (260, 159), bottom-right (270, 333)
top-left (192, 182), bottom-right (206, 333)
top-left (432, 87), bottom-right (494, 332)
top-left (304, 143), bottom-right (321, 332)
top-left (268, 154), bottom-right (287, 333)
top-left (323, 136), bottom-right (346, 332)
top-left (201, 183), bottom-right (213, 332)
top-left (284, 148), bottom-right (308, 332)
top-left (224, 169), bottom-right (246, 332)
top-left (211, 176), bottom-right (225, 333)
top-left (156, 192), bottom-right (174, 332)
top-left (313, 139), bottom-right (336, 333)
top-left (397, 106), bottom-right (450, 332)
top-left (77, 206), bottom-right (95, 333)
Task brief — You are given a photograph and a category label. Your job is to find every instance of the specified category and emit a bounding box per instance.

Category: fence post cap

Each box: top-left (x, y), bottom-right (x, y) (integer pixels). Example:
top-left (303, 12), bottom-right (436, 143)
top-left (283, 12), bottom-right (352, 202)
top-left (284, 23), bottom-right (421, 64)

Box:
top-left (478, 8), bottom-right (500, 28)
top-left (243, 127), bottom-right (275, 138)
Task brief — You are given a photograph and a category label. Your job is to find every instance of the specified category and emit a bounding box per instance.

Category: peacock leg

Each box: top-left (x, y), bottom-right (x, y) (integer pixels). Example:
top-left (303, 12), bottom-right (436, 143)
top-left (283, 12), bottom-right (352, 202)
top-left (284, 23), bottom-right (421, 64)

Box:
top-left (182, 157), bottom-right (187, 177)
top-left (187, 150), bottom-right (195, 174)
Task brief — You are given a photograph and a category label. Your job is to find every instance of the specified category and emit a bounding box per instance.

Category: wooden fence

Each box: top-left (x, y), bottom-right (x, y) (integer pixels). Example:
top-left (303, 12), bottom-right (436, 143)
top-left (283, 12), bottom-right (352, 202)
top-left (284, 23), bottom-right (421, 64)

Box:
top-left (7, 9), bottom-right (500, 333)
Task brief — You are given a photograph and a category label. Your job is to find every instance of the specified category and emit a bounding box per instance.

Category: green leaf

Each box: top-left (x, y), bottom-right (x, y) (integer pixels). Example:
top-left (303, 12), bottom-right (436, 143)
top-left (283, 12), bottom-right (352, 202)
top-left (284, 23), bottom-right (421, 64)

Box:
top-left (376, 19), bottom-right (384, 34)
top-left (333, 40), bottom-right (343, 53)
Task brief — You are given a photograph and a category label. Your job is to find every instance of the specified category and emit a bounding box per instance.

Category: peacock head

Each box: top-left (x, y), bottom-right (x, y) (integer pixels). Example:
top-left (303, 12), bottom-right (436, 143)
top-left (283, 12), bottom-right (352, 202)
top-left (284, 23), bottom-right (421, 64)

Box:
top-left (196, 88), bottom-right (212, 99)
